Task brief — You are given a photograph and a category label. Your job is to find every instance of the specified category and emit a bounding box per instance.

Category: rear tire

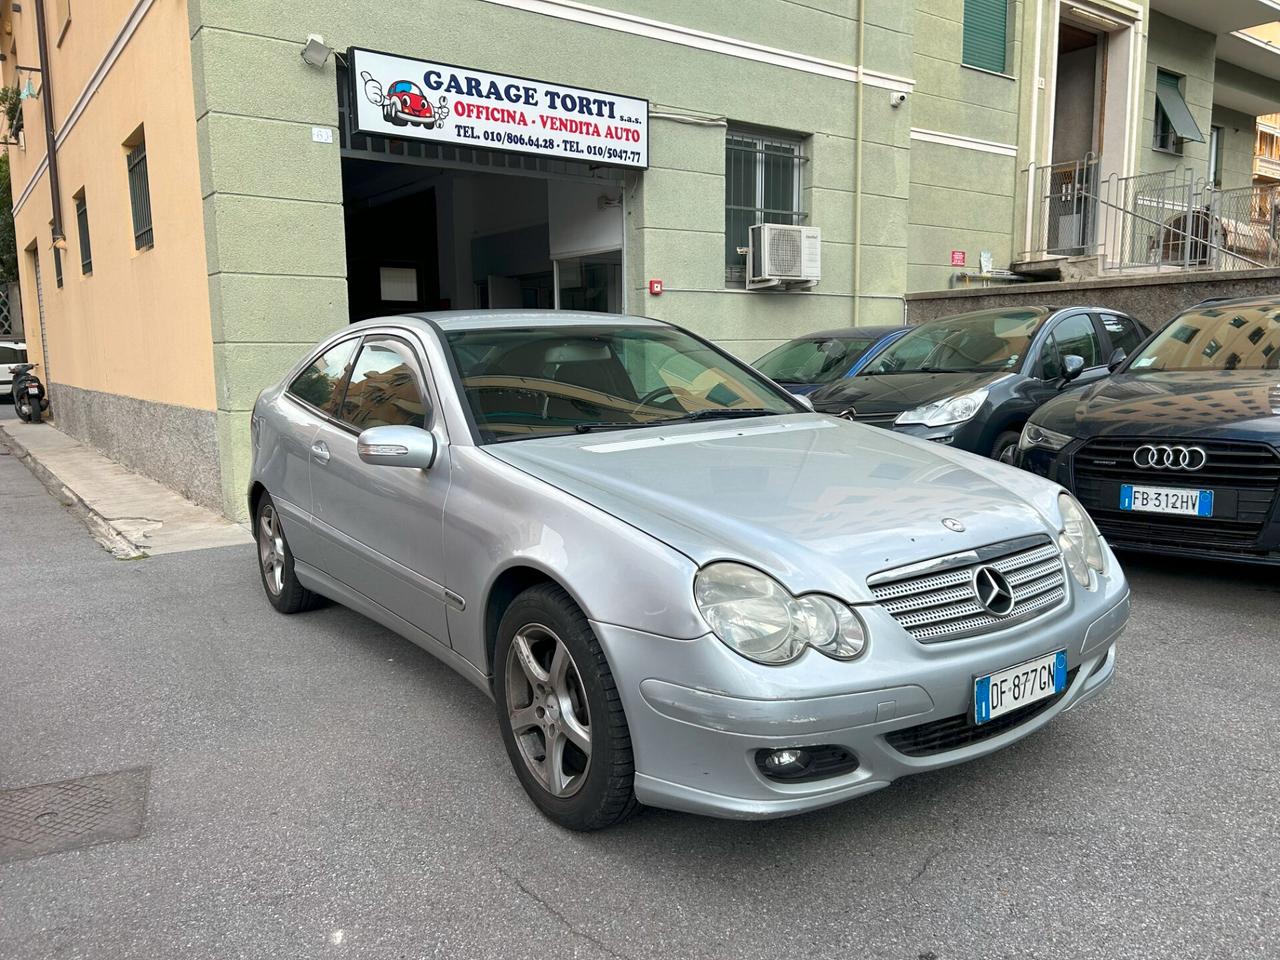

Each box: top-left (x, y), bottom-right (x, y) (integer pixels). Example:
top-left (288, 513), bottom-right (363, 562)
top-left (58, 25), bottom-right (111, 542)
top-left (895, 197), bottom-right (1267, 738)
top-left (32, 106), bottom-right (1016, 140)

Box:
top-left (993, 430), bottom-right (1020, 465)
top-left (494, 583), bottom-right (639, 831)
top-left (255, 493), bottom-right (318, 614)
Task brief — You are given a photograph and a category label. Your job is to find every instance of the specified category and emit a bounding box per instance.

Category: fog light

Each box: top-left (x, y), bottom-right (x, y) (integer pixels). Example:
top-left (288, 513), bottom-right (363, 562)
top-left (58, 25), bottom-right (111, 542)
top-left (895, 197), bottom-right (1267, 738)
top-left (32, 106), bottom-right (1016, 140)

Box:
top-left (761, 748), bottom-right (808, 774)
top-left (756, 745), bottom-right (859, 783)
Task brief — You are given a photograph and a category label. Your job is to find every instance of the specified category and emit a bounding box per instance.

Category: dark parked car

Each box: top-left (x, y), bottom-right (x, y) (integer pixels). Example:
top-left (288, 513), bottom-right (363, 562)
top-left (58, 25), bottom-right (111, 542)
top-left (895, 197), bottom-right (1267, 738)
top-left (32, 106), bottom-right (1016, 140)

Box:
top-left (810, 306), bottom-right (1146, 462)
top-left (1017, 295), bottom-right (1280, 565)
top-left (753, 326), bottom-right (909, 396)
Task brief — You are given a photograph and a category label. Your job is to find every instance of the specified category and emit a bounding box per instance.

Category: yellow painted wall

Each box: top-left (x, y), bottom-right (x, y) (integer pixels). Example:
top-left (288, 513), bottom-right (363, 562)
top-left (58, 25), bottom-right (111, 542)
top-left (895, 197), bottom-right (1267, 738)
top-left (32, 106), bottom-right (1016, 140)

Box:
top-left (5, 0), bottom-right (214, 411)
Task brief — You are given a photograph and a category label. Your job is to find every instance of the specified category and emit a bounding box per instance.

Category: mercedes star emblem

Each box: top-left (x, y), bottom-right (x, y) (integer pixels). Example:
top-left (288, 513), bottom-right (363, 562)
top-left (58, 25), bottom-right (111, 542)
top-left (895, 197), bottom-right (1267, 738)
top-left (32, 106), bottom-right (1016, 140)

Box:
top-left (941, 518), bottom-right (965, 533)
top-left (972, 565), bottom-right (1016, 617)
top-left (1132, 444), bottom-right (1208, 472)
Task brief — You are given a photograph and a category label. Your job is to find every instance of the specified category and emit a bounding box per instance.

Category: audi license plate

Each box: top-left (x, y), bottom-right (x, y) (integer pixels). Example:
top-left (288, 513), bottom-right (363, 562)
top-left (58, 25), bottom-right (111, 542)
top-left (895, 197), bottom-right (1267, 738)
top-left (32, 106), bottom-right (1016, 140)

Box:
top-left (974, 649), bottom-right (1067, 725)
top-left (1120, 483), bottom-right (1213, 517)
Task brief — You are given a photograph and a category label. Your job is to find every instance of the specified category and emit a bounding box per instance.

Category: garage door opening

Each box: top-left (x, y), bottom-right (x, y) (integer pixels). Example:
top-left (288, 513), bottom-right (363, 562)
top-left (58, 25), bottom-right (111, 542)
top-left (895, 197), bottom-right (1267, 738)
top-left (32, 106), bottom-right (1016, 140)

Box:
top-left (338, 67), bottom-right (629, 323)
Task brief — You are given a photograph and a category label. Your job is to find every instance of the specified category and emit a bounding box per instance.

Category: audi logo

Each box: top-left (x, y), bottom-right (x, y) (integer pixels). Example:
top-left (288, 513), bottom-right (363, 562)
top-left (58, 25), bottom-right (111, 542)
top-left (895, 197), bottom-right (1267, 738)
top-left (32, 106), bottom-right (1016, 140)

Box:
top-left (1132, 444), bottom-right (1208, 471)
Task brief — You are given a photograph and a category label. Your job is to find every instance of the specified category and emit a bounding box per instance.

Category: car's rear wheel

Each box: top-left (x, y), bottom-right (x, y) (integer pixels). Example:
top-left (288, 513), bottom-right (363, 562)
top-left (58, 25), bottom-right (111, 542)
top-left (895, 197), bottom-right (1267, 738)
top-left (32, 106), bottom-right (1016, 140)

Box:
top-left (993, 430), bottom-right (1021, 465)
top-left (494, 584), bottom-right (639, 831)
top-left (256, 494), bottom-right (318, 614)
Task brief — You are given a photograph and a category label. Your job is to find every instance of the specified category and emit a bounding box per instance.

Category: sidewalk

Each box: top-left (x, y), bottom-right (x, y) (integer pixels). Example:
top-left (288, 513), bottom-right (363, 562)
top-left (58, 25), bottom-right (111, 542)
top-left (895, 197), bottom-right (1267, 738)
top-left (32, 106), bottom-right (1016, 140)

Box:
top-left (0, 416), bottom-right (252, 557)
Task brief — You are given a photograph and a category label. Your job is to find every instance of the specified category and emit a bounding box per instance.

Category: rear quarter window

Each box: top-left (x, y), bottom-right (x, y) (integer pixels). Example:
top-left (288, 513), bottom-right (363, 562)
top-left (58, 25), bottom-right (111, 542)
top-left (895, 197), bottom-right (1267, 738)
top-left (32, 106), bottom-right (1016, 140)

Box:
top-left (288, 340), bottom-right (358, 413)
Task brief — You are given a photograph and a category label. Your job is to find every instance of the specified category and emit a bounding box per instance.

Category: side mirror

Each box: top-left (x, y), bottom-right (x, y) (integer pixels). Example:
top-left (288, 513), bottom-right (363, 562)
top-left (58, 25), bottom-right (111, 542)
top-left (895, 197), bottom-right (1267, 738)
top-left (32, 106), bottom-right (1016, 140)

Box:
top-left (1107, 348), bottom-right (1127, 372)
top-left (1061, 354), bottom-right (1086, 385)
top-left (357, 424), bottom-right (437, 469)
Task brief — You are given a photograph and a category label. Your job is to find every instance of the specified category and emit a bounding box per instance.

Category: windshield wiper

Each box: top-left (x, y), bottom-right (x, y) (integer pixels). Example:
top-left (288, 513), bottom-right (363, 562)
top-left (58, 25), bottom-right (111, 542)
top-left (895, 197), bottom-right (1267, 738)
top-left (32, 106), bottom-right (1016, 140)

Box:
top-left (574, 408), bottom-right (780, 433)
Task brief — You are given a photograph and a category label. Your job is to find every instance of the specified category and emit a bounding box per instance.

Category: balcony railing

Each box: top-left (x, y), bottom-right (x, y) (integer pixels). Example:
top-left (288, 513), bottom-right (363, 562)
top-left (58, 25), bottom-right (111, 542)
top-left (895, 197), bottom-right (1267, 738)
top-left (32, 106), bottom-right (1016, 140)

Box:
top-left (1254, 154), bottom-right (1280, 179)
top-left (1023, 155), bottom-right (1280, 274)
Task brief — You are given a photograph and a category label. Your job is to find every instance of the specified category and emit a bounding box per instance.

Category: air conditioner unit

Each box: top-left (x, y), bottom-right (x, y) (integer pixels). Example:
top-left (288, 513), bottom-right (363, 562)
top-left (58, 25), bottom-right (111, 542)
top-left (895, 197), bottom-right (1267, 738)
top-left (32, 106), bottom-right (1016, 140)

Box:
top-left (747, 223), bottom-right (821, 290)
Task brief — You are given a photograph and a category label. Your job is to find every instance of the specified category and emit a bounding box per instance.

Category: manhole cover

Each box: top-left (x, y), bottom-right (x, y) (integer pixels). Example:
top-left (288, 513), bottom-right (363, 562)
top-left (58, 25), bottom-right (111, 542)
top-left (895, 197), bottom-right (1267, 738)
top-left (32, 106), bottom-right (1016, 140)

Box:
top-left (0, 767), bottom-right (149, 864)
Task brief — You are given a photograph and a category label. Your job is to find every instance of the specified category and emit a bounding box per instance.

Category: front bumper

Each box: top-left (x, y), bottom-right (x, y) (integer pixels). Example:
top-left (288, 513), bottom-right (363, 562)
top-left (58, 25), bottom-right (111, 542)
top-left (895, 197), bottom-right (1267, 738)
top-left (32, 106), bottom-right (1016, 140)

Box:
top-left (593, 568), bottom-right (1129, 819)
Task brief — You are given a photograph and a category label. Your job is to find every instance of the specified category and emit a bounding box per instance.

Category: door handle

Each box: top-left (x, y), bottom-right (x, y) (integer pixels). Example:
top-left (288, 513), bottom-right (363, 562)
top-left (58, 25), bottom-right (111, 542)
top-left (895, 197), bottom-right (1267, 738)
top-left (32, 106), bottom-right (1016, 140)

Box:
top-left (311, 440), bottom-right (330, 464)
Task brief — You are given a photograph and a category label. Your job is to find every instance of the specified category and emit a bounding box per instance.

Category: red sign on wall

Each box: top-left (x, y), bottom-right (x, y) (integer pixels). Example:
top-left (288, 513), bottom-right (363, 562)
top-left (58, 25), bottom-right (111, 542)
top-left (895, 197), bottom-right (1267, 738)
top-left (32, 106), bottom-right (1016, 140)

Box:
top-left (648, 279), bottom-right (664, 296)
top-left (950, 250), bottom-right (966, 267)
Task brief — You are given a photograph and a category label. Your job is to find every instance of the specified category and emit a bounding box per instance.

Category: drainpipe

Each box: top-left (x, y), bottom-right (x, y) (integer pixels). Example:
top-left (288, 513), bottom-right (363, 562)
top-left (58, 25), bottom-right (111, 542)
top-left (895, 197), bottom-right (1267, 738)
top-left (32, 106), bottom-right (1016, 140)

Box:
top-left (852, 0), bottom-right (865, 324)
top-left (1023, 0), bottom-right (1045, 256)
top-left (33, 0), bottom-right (64, 245)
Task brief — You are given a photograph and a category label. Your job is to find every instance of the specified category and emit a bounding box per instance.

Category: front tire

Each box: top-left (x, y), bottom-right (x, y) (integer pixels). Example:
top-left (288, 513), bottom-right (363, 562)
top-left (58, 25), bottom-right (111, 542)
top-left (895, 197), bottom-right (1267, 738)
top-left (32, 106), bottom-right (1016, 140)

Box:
top-left (494, 584), bottom-right (638, 831)
top-left (993, 430), bottom-right (1020, 465)
top-left (255, 494), bottom-right (318, 614)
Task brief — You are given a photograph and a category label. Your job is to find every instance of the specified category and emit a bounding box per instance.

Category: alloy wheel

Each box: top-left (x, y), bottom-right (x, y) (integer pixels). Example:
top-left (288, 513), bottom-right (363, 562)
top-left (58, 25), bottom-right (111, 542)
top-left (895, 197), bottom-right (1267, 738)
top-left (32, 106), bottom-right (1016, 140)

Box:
top-left (258, 503), bottom-right (286, 596)
top-left (505, 623), bottom-right (592, 798)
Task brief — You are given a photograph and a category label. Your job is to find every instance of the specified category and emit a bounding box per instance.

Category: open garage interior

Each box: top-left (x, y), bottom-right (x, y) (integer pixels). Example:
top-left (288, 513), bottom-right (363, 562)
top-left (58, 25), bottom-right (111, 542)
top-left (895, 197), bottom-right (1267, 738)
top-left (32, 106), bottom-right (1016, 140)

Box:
top-left (340, 158), bottom-right (627, 323)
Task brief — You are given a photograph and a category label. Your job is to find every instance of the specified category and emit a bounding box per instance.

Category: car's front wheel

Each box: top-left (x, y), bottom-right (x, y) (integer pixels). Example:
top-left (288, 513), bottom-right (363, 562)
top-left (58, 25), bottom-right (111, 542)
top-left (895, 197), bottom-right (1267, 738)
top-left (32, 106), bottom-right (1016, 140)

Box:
top-left (993, 430), bottom-right (1021, 465)
top-left (256, 493), bottom-right (318, 614)
top-left (494, 584), bottom-right (638, 831)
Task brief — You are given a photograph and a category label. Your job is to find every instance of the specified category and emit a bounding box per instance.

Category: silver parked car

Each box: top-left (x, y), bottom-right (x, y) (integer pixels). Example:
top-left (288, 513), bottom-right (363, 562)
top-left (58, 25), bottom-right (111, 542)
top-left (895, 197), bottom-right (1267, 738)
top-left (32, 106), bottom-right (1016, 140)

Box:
top-left (249, 311), bottom-right (1129, 830)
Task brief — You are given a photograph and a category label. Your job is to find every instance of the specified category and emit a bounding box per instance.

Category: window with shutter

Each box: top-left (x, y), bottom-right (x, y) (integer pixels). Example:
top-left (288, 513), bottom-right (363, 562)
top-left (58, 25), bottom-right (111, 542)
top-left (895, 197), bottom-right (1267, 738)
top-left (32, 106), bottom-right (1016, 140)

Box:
top-left (963, 0), bottom-right (1009, 74)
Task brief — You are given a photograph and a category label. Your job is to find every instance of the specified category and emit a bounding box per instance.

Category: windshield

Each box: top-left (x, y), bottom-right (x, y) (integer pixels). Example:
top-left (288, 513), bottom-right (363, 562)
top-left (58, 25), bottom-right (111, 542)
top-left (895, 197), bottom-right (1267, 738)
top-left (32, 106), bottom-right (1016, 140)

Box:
top-left (445, 325), bottom-right (798, 442)
top-left (862, 308), bottom-right (1050, 374)
top-left (755, 336), bottom-right (879, 385)
top-left (1127, 304), bottom-right (1280, 372)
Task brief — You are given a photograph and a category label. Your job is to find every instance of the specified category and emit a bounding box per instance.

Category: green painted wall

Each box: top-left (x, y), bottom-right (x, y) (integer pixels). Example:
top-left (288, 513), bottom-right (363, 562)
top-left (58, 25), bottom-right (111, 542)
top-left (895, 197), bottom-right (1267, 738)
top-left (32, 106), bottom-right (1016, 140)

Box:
top-left (906, 0), bottom-right (1021, 292)
top-left (1141, 12), bottom-right (1216, 180)
top-left (1211, 105), bottom-right (1257, 191)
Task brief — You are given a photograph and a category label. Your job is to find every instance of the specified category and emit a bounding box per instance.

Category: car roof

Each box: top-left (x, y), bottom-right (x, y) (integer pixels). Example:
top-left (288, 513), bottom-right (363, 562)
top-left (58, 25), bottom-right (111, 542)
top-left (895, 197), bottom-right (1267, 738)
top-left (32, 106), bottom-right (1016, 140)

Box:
top-left (1181, 294), bottom-right (1280, 313)
top-left (368, 310), bottom-right (671, 334)
top-left (0, 340), bottom-right (26, 347)
top-left (786, 325), bottom-right (904, 341)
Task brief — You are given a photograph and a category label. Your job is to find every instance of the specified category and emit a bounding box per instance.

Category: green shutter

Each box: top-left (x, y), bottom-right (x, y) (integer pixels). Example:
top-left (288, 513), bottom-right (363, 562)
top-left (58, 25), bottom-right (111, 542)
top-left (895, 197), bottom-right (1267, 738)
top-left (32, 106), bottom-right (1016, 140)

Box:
top-left (963, 0), bottom-right (1008, 74)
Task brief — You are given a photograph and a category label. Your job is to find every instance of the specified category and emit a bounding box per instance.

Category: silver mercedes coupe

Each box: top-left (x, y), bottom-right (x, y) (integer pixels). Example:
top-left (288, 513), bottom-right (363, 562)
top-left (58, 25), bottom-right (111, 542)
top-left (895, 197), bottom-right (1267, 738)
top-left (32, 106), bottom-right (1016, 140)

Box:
top-left (249, 311), bottom-right (1129, 830)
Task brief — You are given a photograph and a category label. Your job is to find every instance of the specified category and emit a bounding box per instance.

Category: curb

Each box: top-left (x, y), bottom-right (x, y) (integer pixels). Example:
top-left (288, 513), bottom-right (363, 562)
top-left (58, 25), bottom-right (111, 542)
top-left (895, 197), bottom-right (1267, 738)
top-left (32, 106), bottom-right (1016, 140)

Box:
top-left (0, 423), bottom-right (148, 560)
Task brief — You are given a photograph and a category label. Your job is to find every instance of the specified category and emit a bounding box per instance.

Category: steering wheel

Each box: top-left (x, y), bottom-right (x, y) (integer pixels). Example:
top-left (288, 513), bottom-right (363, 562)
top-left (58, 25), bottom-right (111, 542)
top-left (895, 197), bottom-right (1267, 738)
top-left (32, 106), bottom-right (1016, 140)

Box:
top-left (636, 385), bottom-right (679, 408)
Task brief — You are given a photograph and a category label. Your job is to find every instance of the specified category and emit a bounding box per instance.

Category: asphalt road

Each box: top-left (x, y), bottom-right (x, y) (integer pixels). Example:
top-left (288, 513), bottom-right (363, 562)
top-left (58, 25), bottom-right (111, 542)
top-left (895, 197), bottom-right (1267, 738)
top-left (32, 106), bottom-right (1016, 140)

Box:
top-left (2, 428), bottom-right (1278, 960)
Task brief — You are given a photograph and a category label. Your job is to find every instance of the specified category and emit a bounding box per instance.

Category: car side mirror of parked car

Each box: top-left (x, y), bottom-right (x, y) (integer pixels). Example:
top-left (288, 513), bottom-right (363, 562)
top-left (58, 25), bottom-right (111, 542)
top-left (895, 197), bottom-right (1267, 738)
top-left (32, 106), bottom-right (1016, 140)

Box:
top-left (357, 424), bottom-right (437, 469)
top-left (1060, 354), bottom-right (1086, 385)
top-left (1107, 348), bottom-right (1127, 372)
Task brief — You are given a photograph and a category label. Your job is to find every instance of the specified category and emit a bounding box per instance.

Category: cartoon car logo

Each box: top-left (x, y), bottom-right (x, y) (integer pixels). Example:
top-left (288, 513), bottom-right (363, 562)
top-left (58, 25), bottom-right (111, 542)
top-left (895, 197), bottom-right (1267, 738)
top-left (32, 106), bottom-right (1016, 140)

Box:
top-left (361, 71), bottom-right (450, 129)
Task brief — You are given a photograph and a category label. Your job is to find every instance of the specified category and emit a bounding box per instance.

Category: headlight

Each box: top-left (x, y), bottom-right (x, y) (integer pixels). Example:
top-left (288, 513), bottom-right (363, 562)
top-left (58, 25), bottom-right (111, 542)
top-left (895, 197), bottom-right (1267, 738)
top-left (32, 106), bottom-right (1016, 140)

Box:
top-left (694, 562), bottom-right (867, 665)
top-left (1019, 422), bottom-right (1073, 453)
top-left (1058, 492), bottom-right (1105, 588)
top-left (895, 388), bottom-right (989, 427)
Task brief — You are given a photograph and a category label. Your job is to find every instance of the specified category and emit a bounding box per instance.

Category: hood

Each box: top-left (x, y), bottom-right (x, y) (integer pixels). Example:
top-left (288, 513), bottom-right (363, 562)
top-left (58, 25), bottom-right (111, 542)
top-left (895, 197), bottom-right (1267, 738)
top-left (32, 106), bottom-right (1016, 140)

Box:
top-left (810, 369), bottom-right (1007, 414)
top-left (777, 381), bottom-right (824, 396)
top-left (1034, 370), bottom-right (1280, 440)
top-left (486, 414), bottom-right (1064, 603)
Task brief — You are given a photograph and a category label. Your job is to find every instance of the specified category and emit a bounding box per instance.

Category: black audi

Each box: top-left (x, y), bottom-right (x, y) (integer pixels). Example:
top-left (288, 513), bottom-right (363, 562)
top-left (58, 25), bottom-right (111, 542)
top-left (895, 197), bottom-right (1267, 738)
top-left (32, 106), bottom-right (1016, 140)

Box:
top-left (1017, 295), bottom-right (1280, 565)
top-left (809, 305), bottom-right (1146, 462)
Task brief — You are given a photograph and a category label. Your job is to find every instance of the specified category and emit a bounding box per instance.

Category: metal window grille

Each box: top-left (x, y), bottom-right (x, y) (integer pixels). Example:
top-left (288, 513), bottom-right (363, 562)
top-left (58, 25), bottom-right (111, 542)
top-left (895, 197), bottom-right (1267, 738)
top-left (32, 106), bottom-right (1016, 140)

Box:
top-left (126, 139), bottom-right (154, 250)
top-left (725, 130), bottom-right (805, 286)
top-left (75, 193), bottom-right (92, 275)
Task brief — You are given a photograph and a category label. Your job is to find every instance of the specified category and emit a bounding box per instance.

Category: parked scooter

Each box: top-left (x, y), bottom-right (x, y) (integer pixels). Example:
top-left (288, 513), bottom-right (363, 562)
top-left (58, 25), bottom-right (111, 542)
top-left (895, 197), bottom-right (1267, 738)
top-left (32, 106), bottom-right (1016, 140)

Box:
top-left (9, 363), bottom-right (48, 423)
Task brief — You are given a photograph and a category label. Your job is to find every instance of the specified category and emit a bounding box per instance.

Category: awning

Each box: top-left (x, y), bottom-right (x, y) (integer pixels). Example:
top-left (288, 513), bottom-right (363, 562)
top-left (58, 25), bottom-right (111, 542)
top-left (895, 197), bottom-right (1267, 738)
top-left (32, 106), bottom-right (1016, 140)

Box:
top-left (1155, 74), bottom-right (1205, 142)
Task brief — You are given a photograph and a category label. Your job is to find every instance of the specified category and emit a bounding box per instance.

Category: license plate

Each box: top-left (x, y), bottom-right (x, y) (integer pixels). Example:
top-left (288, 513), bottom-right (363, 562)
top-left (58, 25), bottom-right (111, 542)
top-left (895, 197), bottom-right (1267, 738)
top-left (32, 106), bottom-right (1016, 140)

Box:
top-left (1120, 483), bottom-right (1213, 517)
top-left (26, 384), bottom-right (38, 395)
top-left (974, 649), bottom-right (1067, 725)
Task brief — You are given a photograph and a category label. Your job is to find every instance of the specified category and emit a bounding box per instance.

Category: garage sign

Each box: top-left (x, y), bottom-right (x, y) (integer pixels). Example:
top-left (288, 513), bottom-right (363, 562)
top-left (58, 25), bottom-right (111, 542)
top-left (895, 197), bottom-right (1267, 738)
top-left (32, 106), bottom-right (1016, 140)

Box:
top-left (349, 48), bottom-right (649, 169)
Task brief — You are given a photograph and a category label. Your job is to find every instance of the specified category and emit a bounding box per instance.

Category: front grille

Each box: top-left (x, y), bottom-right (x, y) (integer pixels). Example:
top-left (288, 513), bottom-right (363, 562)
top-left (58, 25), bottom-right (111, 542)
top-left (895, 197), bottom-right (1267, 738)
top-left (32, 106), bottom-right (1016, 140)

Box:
top-left (838, 410), bottom-right (899, 428)
top-left (884, 669), bottom-right (1078, 757)
top-left (1073, 437), bottom-right (1280, 555)
top-left (869, 535), bottom-right (1067, 643)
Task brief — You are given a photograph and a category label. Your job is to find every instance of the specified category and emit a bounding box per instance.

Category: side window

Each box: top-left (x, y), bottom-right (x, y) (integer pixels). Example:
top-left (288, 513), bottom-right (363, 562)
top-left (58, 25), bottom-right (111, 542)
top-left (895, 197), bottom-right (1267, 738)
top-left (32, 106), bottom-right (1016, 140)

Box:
top-left (336, 337), bottom-right (430, 430)
top-left (288, 339), bottom-right (358, 413)
top-left (1049, 314), bottom-right (1102, 367)
top-left (1100, 314), bottom-right (1144, 355)
top-left (1040, 335), bottom-right (1064, 380)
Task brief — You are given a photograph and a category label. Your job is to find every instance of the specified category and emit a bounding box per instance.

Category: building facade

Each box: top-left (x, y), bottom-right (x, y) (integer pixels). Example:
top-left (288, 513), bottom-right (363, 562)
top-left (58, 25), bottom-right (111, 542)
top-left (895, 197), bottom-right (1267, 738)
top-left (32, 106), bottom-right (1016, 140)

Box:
top-left (7, 0), bottom-right (1280, 519)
